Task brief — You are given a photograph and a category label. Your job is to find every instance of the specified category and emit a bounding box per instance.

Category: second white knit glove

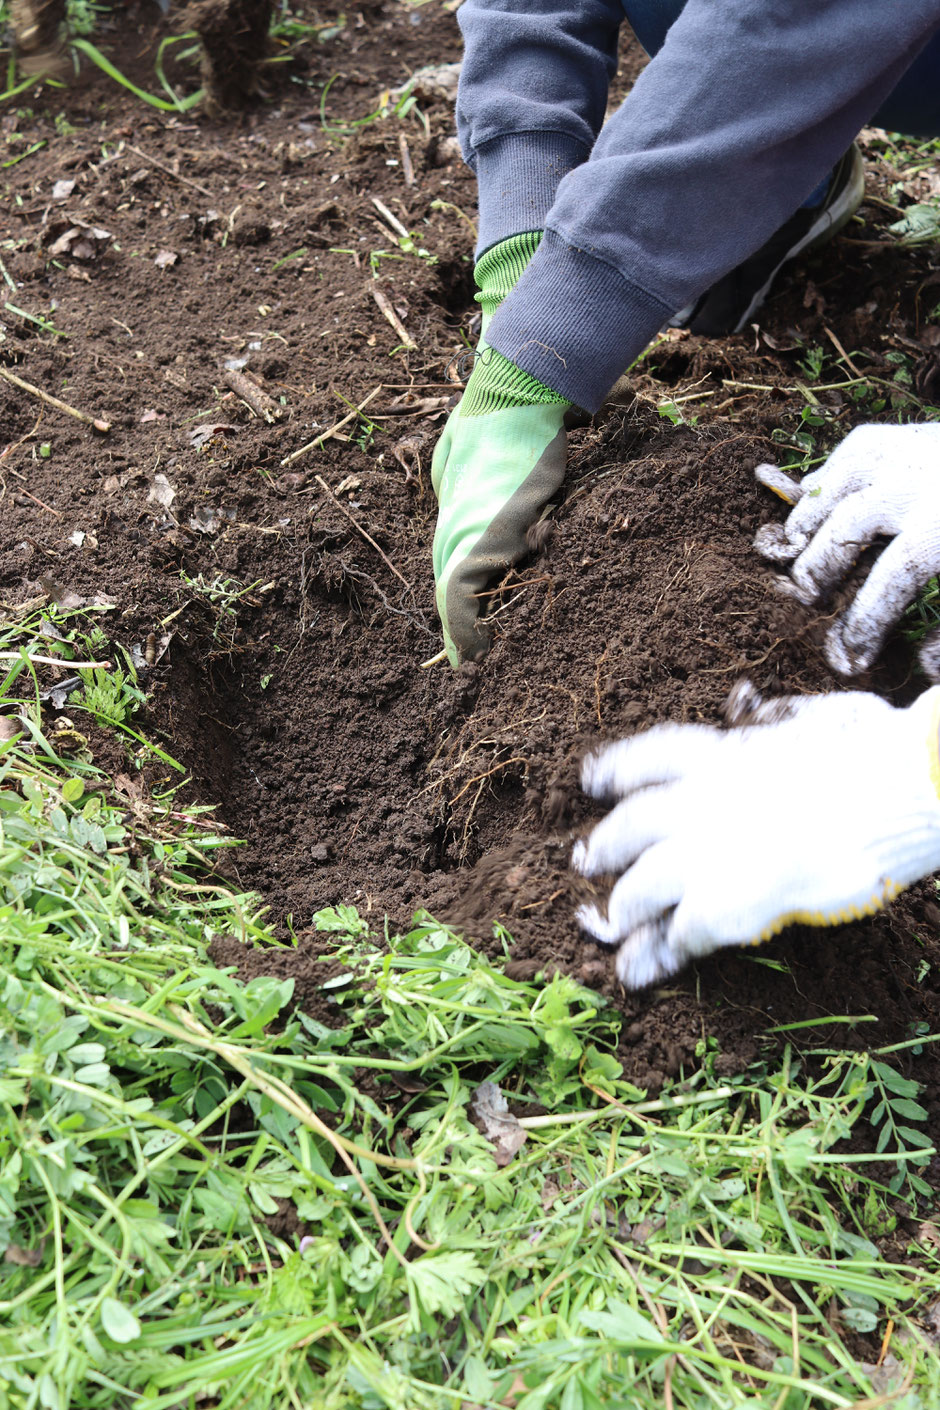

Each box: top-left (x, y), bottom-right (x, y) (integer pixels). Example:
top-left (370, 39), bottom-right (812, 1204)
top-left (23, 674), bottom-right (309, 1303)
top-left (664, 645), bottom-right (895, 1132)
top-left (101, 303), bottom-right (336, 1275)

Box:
top-left (753, 423), bottom-right (940, 675)
top-left (573, 682), bottom-right (940, 989)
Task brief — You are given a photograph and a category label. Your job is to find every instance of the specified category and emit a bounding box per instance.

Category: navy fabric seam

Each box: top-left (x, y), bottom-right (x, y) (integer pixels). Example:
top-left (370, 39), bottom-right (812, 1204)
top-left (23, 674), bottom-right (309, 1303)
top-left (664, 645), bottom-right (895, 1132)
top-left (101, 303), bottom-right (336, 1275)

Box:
top-left (540, 224), bottom-right (675, 321)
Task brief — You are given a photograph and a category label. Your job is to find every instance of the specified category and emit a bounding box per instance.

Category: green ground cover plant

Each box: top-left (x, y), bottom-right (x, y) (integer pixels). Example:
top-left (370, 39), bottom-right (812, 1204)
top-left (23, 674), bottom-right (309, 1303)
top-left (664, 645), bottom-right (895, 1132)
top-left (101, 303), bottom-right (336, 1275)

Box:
top-left (2, 606), bottom-right (940, 1408)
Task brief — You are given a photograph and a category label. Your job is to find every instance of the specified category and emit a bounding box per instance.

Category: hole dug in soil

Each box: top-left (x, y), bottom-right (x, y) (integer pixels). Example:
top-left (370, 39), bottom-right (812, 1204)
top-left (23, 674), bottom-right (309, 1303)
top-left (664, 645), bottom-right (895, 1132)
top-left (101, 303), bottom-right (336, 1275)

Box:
top-left (171, 402), bottom-right (940, 1108)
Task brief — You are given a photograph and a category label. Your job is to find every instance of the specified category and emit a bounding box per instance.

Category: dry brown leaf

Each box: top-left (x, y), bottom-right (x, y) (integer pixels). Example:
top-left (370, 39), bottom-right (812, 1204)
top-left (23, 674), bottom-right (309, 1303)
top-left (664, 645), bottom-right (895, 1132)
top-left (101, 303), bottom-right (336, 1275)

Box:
top-left (921, 1294), bottom-right (940, 1342)
top-left (147, 474), bottom-right (176, 509)
top-left (4, 1240), bottom-right (45, 1267)
top-left (38, 577), bottom-right (88, 611)
top-left (919, 1220), bottom-right (940, 1251)
top-left (389, 62), bottom-right (461, 105)
top-left (470, 1081), bottom-right (527, 1166)
top-left (189, 423), bottom-right (237, 449)
top-left (48, 221), bottom-right (111, 259)
top-left (540, 1176), bottom-right (560, 1212)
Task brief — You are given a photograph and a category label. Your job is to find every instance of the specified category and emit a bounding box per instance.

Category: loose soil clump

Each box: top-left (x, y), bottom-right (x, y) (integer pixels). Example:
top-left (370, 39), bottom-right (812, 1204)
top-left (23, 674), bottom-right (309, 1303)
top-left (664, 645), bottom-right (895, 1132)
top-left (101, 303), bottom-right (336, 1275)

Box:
top-left (3, 6), bottom-right (940, 1142)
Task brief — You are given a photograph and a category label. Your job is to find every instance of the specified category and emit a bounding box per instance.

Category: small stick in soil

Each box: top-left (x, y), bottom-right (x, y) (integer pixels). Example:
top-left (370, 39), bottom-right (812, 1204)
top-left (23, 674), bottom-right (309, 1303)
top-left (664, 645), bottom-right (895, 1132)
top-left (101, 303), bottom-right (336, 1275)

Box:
top-left (0, 652), bottom-right (111, 668)
top-left (336, 558), bottom-right (433, 635)
top-left (448, 756), bottom-right (528, 807)
top-left (13, 485), bottom-right (63, 518)
top-left (370, 395), bottom-right (451, 417)
top-left (280, 385), bottom-right (382, 466)
top-left (398, 133), bottom-right (415, 188)
top-left (371, 285), bottom-right (417, 350)
top-left (0, 408), bottom-right (44, 468)
top-left (420, 647), bottom-right (448, 669)
top-left (823, 325), bottom-right (865, 379)
top-left (222, 367), bottom-right (283, 422)
top-left (371, 196), bottom-right (411, 241)
top-left (127, 143), bottom-right (213, 199)
top-left (0, 367), bottom-right (111, 433)
top-left (314, 473), bottom-right (412, 592)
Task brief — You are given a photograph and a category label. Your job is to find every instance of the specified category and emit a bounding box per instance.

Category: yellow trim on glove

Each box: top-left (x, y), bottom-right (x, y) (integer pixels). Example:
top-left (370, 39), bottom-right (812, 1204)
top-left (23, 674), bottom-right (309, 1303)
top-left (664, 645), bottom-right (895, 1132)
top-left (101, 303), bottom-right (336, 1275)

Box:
top-left (754, 877), bottom-right (904, 945)
top-left (927, 689), bottom-right (940, 802)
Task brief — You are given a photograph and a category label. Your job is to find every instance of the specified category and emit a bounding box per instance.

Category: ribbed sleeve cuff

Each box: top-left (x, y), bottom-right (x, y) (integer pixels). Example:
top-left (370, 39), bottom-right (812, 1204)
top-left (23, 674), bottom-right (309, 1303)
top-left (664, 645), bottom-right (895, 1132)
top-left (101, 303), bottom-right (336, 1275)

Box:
top-left (472, 132), bottom-right (591, 257)
top-left (484, 228), bottom-right (674, 412)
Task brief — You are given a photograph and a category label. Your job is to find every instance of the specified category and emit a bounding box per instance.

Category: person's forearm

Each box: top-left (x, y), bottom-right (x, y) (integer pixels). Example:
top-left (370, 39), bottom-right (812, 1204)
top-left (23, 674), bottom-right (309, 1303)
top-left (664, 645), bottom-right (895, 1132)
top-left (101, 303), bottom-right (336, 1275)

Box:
top-left (456, 0), bottom-right (623, 253)
top-left (484, 0), bottom-right (940, 411)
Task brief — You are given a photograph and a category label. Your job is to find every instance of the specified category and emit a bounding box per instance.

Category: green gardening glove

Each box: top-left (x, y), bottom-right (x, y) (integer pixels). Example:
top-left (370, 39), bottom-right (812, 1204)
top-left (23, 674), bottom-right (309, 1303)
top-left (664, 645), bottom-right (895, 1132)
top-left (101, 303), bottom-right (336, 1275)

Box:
top-left (432, 233), bottom-right (570, 664)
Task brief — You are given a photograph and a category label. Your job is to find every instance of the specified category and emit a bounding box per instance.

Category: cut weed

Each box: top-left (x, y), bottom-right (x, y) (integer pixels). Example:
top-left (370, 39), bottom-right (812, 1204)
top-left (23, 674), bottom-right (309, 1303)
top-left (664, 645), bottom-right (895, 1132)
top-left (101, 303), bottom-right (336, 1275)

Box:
top-left (3, 610), bottom-right (940, 1408)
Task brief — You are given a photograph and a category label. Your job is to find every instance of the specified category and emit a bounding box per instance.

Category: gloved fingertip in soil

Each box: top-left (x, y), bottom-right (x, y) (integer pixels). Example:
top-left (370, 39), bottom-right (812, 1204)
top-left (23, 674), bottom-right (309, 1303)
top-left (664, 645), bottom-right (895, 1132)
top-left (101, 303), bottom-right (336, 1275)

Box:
top-left (432, 232), bottom-right (571, 665)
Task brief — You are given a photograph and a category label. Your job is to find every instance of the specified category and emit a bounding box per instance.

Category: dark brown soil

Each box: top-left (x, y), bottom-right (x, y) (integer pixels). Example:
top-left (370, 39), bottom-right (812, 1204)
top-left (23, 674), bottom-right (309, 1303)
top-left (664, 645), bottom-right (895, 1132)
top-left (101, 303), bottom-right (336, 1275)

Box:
top-left (3, 6), bottom-right (940, 1139)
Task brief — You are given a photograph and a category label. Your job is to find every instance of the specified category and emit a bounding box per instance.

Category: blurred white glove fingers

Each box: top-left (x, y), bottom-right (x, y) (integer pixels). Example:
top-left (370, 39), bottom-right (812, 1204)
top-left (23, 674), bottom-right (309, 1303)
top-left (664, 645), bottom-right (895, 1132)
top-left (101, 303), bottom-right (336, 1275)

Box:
top-left (614, 920), bottom-right (681, 989)
top-left (580, 723), bottom-right (722, 800)
top-left (825, 530), bottom-right (940, 676)
top-left (767, 462), bottom-right (865, 548)
top-left (753, 522), bottom-right (803, 565)
top-left (753, 463), bottom-right (805, 505)
top-left (919, 628), bottom-right (940, 684)
top-left (576, 843), bottom-right (683, 945)
top-left (787, 489), bottom-right (894, 605)
top-left (724, 679), bottom-right (764, 722)
top-left (724, 678), bottom-right (816, 727)
top-left (754, 426), bottom-right (900, 560)
top-left (572, 785), bottom-right (680, 877)
top-left (575, 681), bottom-right (940, 987)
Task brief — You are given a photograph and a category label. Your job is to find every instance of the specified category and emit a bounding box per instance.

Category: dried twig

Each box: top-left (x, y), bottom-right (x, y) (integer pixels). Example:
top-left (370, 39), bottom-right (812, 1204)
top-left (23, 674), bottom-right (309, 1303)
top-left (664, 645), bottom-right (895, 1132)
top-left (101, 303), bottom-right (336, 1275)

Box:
top-left (371, 395), bottom-right (451, 417)
top-left (0, 653), bottom-right (111, 668)
top-left (398, 133), bottom-right (415, 188)
top-left (448, 756), bottom-right (528, 807)
top-left (280, 385), bottom-right (382, 467)
top-left (823, 325), bottom-right (865, 380)
top-left (13, 485), bottom-right (63, 518)
top-left (223, 368), bottom-right (283, 422)
top-left (371, 285), bottom-right (416, 350)
top-left (315, 473), bottom-right (412, 592)
top-left (0, 367), bottom-right (111, 433)
top-left (371, 196), bottom-right (411, 240)
top-left (127, 143), bottom-right (212, 199)
top-left (0, 408), bottom-right (44, 469)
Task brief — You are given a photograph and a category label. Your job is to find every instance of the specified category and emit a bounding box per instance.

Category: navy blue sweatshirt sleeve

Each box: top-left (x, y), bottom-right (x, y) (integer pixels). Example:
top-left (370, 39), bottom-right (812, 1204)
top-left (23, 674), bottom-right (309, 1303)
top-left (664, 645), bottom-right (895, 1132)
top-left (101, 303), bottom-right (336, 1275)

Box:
top-left (456, 0), bottom-right (622, 249)
top-left (457, 0), bottom-right (940, 411)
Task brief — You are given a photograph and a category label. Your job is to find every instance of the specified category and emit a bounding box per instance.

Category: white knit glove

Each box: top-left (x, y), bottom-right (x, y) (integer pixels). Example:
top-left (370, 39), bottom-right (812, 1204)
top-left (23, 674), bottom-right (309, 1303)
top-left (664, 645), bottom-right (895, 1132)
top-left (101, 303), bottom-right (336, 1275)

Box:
top-left (753, 423), bottom-right (940, 675)
top-left (573, 681), bottom-right (940, 989)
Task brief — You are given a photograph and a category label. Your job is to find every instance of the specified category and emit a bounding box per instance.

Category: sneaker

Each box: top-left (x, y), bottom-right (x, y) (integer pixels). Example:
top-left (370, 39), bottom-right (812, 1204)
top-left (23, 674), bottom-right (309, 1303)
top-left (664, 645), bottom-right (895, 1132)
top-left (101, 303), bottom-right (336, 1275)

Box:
top-left (671, 143), bottom-right (865, 336)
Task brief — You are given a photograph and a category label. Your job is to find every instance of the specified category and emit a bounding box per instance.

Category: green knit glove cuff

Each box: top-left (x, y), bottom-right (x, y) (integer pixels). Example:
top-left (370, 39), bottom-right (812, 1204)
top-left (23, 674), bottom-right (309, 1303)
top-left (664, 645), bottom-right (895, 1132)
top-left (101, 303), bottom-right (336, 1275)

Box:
top-left (460, 346), bottom-right (568, 416)
top-left (474, 230), bottom-right (542, 324)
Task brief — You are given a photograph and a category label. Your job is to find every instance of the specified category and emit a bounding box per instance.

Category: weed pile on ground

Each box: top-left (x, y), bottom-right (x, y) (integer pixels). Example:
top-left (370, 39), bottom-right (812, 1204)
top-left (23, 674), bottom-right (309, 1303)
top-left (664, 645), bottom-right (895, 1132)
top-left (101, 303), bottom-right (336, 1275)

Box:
top-left (1, 613), bottom-right (940, 1407)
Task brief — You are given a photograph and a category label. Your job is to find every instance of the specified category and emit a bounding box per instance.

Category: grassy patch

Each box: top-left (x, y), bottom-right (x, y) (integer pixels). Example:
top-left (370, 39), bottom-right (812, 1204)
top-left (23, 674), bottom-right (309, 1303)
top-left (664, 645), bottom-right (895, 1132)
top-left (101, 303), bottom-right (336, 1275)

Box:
top-left (1, 612), bottom-right (940, 1407)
